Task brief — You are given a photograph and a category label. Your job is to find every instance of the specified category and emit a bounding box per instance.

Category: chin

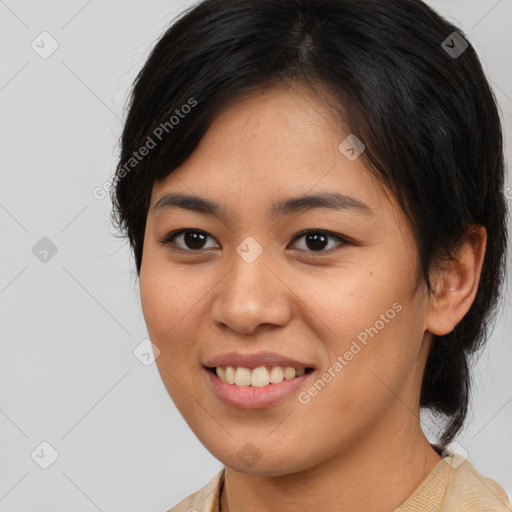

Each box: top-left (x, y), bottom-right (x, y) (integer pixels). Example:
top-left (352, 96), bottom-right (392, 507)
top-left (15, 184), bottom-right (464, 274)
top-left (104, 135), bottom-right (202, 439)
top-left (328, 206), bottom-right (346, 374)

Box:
top-left (208, 439), bottom-right (318, 477)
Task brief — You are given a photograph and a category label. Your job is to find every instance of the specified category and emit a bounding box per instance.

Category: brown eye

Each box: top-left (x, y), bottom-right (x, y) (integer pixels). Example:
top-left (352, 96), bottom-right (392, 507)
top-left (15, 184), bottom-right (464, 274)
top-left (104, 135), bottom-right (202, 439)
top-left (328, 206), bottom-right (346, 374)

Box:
top-left (159, 229), bottom-right (220, 251)
top-left (159, 228), bottom-right (349, 254)
top-left (289, 230), bottom-right (349, 253)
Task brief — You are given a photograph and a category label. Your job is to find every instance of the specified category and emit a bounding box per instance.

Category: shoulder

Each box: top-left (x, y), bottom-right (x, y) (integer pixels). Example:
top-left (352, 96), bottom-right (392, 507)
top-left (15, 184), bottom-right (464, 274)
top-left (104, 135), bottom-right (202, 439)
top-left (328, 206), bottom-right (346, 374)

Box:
top-left (442, 454), bottom-right (511, 511)
top-left (166, 468), bottom-right (225, 512)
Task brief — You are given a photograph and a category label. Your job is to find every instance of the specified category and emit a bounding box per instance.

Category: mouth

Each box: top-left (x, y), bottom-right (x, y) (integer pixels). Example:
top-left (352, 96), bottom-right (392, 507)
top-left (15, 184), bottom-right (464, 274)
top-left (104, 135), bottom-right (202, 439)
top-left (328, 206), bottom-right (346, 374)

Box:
top-left (203, 364), bottom-right (316, 409)
top-left (204, 365), bottom-right (315, 387)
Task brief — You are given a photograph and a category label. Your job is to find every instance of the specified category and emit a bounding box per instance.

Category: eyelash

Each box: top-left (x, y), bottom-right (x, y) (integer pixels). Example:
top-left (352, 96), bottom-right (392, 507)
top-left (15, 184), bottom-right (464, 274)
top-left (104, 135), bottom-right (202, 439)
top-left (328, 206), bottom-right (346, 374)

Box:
top-left (158, 228), bottom-right (351, 255)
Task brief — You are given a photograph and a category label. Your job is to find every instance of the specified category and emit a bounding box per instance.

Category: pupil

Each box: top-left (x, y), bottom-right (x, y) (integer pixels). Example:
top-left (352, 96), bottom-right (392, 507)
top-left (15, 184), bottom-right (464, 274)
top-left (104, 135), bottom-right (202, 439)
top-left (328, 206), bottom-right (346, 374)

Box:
top-left (306, 233), bottom-right (327, 251)
top-left (182, 231), bottom-right (328, 251)
top-left (185, 231), bottom-right (206, 250)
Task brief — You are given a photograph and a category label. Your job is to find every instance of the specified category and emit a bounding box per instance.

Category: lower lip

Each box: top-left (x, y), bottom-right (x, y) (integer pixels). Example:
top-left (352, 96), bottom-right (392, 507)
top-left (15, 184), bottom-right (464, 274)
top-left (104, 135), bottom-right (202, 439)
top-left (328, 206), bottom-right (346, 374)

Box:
top-left (204, 367), bottom-right (314, 409)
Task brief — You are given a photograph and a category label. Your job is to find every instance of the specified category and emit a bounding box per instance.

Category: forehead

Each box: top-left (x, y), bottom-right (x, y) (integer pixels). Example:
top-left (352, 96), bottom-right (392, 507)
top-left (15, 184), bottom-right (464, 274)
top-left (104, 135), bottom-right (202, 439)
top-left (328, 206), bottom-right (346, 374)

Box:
top-left (150, 84), bottom-right (397, 222)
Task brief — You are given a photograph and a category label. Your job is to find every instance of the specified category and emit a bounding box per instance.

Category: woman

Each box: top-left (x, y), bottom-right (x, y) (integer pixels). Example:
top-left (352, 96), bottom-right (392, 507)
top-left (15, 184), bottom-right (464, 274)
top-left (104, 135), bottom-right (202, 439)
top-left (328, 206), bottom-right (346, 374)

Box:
top-left (111, 0), bottom-right (510, 510)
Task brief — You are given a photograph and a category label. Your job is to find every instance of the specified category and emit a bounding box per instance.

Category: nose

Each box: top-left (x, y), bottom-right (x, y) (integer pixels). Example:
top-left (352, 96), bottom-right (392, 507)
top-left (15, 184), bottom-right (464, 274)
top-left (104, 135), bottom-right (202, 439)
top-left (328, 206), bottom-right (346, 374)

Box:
top-left (210, 242), bottom-right (294, 335)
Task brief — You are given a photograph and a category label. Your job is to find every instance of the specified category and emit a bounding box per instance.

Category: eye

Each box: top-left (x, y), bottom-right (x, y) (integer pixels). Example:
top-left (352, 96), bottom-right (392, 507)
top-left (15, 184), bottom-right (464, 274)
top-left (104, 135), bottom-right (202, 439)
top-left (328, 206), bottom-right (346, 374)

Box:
top-left (158, 229), bottom-right (219, 252)
top-left (158, 228), bottom-right (350, 254)
top-left (288, 230), bottom-right (349, 254)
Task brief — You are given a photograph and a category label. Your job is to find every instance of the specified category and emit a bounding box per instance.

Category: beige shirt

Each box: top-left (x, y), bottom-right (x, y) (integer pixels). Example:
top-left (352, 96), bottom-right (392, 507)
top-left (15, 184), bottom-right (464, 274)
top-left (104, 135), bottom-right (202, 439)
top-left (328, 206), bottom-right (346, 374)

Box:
top-left (167, 453), bottom-right (511, 512)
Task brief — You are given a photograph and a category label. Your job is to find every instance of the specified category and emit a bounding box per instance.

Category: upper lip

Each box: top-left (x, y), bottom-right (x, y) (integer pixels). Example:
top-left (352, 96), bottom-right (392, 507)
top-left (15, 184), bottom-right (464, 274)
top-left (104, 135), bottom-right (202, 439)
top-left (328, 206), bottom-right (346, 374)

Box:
top-left (203, 351), bottom-right (315, 370)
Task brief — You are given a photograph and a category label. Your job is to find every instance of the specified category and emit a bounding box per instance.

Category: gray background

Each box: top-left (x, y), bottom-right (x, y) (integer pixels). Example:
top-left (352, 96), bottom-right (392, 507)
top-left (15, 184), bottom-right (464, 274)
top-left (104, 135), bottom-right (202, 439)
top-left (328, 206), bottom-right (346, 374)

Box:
top-left (0, 0), bottom-right (511, 510)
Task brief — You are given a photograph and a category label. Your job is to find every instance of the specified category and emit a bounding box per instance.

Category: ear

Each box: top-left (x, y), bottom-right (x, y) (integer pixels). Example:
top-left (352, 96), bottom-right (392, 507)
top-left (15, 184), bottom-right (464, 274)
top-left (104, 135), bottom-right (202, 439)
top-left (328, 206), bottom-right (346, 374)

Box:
top-left (426, 225), bottom-right (487, 336)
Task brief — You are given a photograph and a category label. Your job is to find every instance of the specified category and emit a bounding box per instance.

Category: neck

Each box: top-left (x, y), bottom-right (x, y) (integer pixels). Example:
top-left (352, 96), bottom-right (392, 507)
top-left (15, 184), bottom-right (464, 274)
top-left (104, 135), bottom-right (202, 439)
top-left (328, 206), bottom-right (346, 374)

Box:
top-left (221, 419), bottom-right (442, 512)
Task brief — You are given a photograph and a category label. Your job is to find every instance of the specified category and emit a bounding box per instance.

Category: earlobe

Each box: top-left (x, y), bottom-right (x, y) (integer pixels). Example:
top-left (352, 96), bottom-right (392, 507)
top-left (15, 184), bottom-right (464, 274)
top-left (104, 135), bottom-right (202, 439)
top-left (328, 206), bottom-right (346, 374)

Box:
top-left (426, 225), bottom-right (487, 336)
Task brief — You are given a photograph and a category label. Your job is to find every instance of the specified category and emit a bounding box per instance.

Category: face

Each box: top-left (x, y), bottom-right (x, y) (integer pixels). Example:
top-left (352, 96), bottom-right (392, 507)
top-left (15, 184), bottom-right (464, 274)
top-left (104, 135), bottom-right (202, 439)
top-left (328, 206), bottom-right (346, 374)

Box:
top-left (140, 84), bottom-right (433, 476)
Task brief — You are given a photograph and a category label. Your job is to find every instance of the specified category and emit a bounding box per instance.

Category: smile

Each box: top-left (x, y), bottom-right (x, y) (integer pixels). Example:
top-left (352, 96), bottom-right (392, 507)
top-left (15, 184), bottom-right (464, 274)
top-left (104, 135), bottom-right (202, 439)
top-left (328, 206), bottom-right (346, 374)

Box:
top-left (204, 365), bottom-right (316, 409)
top-left (212, 365), bottom-right (314, 386)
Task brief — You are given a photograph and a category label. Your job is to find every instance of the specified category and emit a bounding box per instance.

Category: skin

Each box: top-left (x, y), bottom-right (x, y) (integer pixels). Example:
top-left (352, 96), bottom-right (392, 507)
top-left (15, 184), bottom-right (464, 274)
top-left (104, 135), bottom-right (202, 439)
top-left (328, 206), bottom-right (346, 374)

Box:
top-left (139, 83), bottom-right (487, 512)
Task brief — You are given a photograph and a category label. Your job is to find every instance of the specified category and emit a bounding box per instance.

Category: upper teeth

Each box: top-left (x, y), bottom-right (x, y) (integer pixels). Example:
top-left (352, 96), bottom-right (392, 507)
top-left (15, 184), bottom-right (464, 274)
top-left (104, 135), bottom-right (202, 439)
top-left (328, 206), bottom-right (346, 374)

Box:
top-left (216, 366), bottom-right (306, 387)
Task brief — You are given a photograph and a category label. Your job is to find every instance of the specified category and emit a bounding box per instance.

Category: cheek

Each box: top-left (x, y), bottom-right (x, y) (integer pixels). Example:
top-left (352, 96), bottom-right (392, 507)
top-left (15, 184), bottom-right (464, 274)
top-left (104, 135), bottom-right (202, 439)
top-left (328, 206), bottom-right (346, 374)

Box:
top-left (139, 258), bottom-right (221, 379)
top-left (141, 254), bottom-right (198, 331)
top-left (298, 308), bottom-right (422, 444)
top-left (295, 266), bottom-right (423, 402)
top-left (331, 314), bottom-right (420, 425)
top-left (139, 264), bottom-right (207, 415)
top-left (293, 266), bottom-right (402, 346)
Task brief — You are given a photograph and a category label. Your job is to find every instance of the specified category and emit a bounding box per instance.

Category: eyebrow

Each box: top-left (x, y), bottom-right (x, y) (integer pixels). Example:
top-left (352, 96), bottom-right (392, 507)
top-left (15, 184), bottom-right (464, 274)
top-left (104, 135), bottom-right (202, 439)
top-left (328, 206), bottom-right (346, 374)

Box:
top-left (153, 191), bottom-right (374, 218)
